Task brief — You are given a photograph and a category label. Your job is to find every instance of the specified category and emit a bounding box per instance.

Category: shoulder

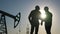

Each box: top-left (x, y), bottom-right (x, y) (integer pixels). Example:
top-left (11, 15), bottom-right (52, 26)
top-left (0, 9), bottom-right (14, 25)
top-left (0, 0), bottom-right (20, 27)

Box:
top-left (36, 10), bottom-right (41, 14)
top-left (31, 10), bottom-right (35, 12)
top-left (31, 10), bottom-right (35, 13)
top-left (49, 12), bottom-right (53, 16)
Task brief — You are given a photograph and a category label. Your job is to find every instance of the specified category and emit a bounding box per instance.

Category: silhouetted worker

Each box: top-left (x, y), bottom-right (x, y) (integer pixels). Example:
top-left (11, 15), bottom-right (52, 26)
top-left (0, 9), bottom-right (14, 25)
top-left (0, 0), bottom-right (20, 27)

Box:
top-left (41, 6), bottom-right (53, 34)
top-left (28, 5), bottom-right (41, 34)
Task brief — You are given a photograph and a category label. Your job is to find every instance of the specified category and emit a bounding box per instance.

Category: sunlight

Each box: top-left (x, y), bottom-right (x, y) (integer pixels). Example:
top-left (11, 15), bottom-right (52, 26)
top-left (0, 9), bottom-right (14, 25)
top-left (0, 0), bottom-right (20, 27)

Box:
top-left (40, 10), bottom-right (46, 19)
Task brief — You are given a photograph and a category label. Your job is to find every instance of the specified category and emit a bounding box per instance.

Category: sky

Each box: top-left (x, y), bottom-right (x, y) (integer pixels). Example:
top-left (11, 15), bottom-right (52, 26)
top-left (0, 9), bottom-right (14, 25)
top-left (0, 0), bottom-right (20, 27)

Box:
top-left (0, 0), bottom-right (60, 34)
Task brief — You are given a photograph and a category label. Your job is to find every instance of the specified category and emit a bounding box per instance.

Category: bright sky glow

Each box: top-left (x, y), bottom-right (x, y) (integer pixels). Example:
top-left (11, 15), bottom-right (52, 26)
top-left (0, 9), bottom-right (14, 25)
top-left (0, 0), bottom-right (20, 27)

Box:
top-left (40, 10), bottom-right (46, 19)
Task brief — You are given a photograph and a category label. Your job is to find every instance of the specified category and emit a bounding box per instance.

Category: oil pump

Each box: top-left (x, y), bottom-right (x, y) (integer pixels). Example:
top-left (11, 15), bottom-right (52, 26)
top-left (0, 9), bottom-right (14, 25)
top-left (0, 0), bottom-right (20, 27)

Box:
top-left (0, 10), bottom-right (21, 34)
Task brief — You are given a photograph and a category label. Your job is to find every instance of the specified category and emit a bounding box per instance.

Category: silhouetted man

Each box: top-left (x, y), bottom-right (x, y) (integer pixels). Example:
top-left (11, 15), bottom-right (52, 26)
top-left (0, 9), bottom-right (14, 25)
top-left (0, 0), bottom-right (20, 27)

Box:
top-left (41, 6), bottom-right (53, 34)
top-left (28, 5), bottom-right (41, 34)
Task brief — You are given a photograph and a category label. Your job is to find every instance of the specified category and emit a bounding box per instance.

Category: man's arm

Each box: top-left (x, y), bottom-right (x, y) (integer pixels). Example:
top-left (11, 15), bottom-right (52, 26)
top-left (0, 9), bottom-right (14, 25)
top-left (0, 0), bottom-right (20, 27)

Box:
top-left (28, 13), bottom-right (31, 22)
top-left (28, 11), bottom-right (32, 21)
top-left (28, 11), bottom-right (33, 25)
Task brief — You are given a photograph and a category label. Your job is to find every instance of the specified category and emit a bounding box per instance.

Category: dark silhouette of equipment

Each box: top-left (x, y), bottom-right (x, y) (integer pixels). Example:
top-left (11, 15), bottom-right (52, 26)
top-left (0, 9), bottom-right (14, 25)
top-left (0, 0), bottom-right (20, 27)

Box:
top-left (0, 10), bottom-right (21, 34)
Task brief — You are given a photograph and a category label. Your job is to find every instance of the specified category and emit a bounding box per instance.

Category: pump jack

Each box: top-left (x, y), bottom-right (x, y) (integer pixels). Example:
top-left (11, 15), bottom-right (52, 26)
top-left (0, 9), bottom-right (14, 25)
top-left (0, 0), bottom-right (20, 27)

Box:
top-left (0, 10), bottom-right (21, 34)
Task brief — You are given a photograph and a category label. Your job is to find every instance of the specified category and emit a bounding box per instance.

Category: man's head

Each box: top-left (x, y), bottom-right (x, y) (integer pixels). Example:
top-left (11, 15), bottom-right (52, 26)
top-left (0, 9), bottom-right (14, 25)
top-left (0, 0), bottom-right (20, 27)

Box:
top-left (35, 5), bottom-right (40, 10)
top-left (44, 6), bottom-right (49, 11)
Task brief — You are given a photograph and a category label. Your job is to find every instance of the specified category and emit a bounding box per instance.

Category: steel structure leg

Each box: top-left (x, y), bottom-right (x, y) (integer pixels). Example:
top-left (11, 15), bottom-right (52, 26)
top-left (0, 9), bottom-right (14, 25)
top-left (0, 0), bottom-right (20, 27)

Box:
top-left (0, 15), bottom-right (7, 34)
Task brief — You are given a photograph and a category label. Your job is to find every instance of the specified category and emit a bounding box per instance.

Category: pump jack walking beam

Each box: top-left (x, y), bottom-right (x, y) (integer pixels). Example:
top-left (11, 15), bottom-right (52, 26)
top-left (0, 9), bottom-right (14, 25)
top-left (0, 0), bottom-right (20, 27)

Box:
top-left (0, 10), bottom-right (21, 28)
